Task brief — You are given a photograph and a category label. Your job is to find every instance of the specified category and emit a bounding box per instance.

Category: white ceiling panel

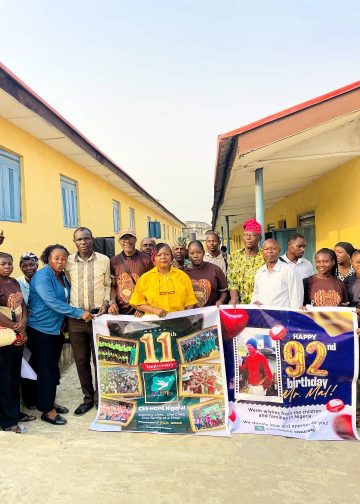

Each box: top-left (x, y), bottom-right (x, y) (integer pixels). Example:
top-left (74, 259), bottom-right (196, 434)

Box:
top-left (0, 89), bottom-right (34, 118)
top-left (216, 115), bottom-right (360, 230)
top-left (42, 137), bottom-right (85, 156)
top-left (9, 116), bottom-right (62, 140)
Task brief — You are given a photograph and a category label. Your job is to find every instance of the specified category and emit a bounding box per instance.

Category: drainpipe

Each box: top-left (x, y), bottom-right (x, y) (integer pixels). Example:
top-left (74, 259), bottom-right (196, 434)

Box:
top-left (225, 215), bottom-right (230, 253)
top-left (255, 167), bottom-right (264, 243)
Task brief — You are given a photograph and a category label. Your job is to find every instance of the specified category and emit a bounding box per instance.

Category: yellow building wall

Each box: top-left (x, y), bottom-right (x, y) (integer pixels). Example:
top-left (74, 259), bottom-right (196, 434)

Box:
top-left (228, 157), bottom-right (360, 252)
top-left (264, 156), bottom-right (360, 249)
top-left (0, 117), bottom-right (182, 275)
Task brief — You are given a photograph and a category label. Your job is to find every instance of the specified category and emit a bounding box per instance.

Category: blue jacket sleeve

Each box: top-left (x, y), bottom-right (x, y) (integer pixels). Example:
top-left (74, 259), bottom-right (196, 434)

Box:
top-left (33, 274), bottom-right (84, 319)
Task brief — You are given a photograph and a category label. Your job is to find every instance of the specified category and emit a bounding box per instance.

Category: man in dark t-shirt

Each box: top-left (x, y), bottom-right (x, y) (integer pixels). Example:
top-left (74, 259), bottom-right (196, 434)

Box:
top-left (109, 229), bottom-right (153, 314)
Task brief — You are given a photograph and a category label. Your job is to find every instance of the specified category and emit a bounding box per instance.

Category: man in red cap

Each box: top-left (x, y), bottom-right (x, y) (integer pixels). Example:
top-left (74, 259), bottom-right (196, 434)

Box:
top-left (227, 218), bottom-right (264, 305)
top-left (239, 338), bottom-right (272, 396)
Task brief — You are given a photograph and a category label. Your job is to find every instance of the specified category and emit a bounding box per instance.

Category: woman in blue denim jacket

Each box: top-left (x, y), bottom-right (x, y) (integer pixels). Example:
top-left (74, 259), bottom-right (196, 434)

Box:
top-left (28, 244), bottom-right (93, 426)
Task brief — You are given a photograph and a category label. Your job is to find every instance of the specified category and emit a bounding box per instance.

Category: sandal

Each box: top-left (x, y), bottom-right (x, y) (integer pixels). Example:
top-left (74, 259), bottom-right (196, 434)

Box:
top-left (19, 412), bottom-right (36, 422)
top-left (4, 424), bottom-right (23, 433)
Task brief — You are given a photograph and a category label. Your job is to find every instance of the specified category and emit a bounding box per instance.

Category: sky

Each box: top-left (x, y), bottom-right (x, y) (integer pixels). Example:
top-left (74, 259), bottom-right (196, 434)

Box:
top-left (1, 0), bottom-right (359, 224)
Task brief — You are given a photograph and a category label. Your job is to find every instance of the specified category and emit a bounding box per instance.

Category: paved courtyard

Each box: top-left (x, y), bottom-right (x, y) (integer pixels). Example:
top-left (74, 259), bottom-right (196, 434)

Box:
top-left (0, 363), bottom-right (359, 504)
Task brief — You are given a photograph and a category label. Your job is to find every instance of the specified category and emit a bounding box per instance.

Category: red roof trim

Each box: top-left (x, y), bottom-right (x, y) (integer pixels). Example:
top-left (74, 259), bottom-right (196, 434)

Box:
top-left (218, 80), bottom-right (360, 141)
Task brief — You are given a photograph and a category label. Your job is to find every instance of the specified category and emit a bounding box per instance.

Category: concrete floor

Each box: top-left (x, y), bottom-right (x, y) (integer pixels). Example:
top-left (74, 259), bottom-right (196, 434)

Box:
top-left (0, 364), bottom-right (359, 504)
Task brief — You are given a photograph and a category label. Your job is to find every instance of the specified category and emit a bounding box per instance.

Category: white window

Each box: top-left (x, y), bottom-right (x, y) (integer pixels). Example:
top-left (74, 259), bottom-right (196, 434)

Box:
top-left (113, 200), bottom-right (121, 233)
top-left (61, 176), bottom-right (78, 228)
top-left (129, 207), bottom-right (135, 230)
top-left (0, 149), bottom-right (21, 222)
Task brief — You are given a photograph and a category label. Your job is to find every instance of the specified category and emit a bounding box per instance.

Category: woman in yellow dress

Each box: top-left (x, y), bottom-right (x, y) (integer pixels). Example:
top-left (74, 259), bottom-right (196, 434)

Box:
top-left (130, 243), bottom-right (197, 317)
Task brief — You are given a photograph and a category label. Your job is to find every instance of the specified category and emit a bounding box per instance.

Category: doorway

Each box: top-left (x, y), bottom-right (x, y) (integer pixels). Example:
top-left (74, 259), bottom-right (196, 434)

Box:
top-left (272, 226), bottom-right (316, 267)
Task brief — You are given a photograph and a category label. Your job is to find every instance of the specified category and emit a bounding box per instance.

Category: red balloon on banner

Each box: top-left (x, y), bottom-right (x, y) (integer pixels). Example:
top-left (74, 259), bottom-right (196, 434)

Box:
top-left (228, 408), bottom-right (237, 423)
top-left (269, 324), bottom-right (287, 341)
top-left (333, 414), bottom-right (356, 440)
top-left (326, 399), bottom-right (345, 413)
top-left (220, 309), bottom-right (249, 341)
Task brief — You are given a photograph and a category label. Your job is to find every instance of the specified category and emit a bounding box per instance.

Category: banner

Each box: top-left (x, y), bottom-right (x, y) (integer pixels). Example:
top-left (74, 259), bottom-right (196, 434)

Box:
top-left (90, 307), bottom-right (229, 436)
top-left (220, 306), bottom-right (359, 440)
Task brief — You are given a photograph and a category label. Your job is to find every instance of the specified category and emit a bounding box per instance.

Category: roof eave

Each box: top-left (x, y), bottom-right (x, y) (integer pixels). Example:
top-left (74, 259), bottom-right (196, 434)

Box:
top-left (0, 62), bottom-right (185, 227)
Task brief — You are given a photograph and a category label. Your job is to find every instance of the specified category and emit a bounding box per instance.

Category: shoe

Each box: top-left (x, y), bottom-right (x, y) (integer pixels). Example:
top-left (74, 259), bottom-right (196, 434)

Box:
top-left (41, 413), bottom-right (67, 425)
top-left (74, 402), bottom-right (94, 416)
top-left (19, 412), bottom-right (36, 422)
top-left (54, 404), bottom-right (69, 414)
top-left (4, 424), bottom-right (23, 433)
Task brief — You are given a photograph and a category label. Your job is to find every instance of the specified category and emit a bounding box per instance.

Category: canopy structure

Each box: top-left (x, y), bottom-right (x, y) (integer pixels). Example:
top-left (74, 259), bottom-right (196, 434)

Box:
top-left (212, 82), bottom-right (360, 240)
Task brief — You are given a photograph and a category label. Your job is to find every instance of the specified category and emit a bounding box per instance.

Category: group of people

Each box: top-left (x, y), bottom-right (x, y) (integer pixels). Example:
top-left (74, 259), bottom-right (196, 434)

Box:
top-left (98, 339), bottom-right (137, 365)
top-left (0, 218), bottom-right (358, 434)
top-left (182, 366), bottom-right (221, 396)
top-left (227, 219), bottom-right (359, 311)
top-left (100, 368), bottom-right (139, 395)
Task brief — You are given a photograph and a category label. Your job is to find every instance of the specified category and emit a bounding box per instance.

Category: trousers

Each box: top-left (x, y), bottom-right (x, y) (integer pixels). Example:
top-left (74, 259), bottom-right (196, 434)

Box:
top-left (68, 318), bottom-right (98, 404)
top-left (27, 327), bottom-right (63, 413)
top-left (0, 344), bottom-right (23, 429)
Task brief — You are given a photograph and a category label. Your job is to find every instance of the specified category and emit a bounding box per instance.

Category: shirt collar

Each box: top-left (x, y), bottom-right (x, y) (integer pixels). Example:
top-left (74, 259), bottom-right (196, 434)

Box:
top-left (204, 250), bottom-right (221, 258)
top-left (282, 253), bottom-right (303, 265)
top-left (260, 259), bottom-right (282, 272)
top-left (75, 251), bottom-right (97, 263)
top-left (151, 266), bottom-right (176, 275)
top-left (239, 247), bottom-right (262, 256)
top-left (46, 264), bottom-right (66, 279)
top-left (121, 250), bottom-right (139, 260)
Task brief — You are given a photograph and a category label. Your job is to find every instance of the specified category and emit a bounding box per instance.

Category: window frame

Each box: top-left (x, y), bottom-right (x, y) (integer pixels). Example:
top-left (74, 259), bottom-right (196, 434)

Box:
top-left (60, 175), bottom-right (79, 228)
top-left (0, 149), bottom-right (22, 223)
top-left (113, 200), bottom-right (121, 233)
top-left (129, 207), bottom-right (136, 231)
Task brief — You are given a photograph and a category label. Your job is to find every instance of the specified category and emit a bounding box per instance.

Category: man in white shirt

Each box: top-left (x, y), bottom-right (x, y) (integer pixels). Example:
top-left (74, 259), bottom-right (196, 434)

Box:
top-left (281, 233), bottom-right (313, 281)
top-left (203, 232), bottom-right (227, 276)
top-left (252, 239), bottom-right (303, 308)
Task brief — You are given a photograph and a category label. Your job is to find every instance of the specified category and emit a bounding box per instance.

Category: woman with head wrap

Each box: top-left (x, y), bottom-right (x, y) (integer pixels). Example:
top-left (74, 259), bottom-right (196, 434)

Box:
top-left (17, 253), bottom-right (39, 305)
top-left (172, 237), bottom-right (191, 268)
top-left (17, 253), bottom-right (39, 414)
top-left (334, 242), bottom-right (356, 281)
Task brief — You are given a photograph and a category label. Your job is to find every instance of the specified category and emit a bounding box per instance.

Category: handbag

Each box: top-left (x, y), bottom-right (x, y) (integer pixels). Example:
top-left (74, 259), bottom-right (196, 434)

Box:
top-left (0, 304), bottom-right (22, 347)
top-left (0, 327), bottom-right (17, 347)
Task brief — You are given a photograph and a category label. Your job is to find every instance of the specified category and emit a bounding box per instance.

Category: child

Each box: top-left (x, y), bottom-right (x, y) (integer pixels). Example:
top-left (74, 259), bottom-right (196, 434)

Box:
top-left (0, 252), bottom-right (29, 433)
top-left (303, 248), bottom-right (348, 306)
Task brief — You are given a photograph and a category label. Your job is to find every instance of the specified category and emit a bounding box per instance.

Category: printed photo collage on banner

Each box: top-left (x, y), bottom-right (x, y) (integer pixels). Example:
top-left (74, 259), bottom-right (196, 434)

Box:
top-left (91, 307), bottom-right (229, 436)
top-left (220, 306), bottom-right (359, 441)
top-left (90, 305), bottom-right (359, 441)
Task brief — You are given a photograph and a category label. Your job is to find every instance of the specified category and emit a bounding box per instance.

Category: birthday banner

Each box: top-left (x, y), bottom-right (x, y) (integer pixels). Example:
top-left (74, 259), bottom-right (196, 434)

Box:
top-left (90, 307), bottom-right (229, 436)
top-left (221, 306), bottom-right (359, 440)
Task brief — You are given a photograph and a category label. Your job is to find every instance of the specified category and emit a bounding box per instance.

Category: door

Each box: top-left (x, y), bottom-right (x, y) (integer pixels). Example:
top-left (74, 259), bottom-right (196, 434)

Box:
top-left (273, 226), bottom-right (316, 268)
top-left (93, 237), bottom-right (115, 259)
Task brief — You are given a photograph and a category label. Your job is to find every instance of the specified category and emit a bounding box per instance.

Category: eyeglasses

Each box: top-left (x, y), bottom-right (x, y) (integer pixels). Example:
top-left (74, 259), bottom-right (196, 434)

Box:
top-left (159, 275), bottom-right (175, 295)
